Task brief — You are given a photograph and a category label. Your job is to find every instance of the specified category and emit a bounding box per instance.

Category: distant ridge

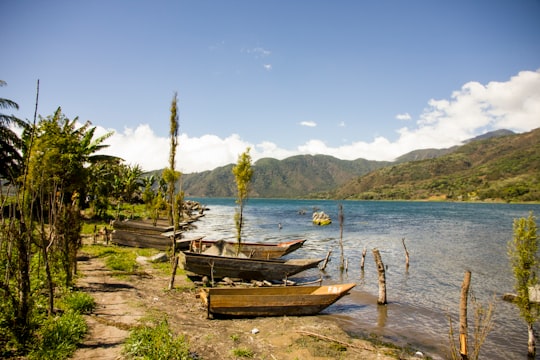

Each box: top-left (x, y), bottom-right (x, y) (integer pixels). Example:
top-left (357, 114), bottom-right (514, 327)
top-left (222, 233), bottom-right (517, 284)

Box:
top-left (146, 128), bottom-right (538, 202)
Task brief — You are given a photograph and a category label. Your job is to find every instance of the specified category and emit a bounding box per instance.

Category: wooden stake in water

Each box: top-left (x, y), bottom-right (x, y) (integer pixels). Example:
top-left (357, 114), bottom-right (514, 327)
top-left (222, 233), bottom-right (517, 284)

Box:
top-left (372, 248), bottom-right (387, 305)
top-left (360, 247), bottom-right (367, 271)
top-left (339, 204), bottom-right (345, 272)
top-left (460, 270), bottom-right (471, 359)
top-left (402, 237), bottom-right (410, 269)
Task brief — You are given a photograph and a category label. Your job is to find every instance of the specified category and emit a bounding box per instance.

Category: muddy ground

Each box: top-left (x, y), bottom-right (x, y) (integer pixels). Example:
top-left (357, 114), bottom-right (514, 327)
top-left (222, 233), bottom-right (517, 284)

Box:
top-left (71, 246), bottom-right (421, 360)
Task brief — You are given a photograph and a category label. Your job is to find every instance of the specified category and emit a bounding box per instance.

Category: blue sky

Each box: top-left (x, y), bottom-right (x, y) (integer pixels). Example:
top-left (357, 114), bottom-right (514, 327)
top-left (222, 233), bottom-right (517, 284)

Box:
top-left (2, 1), bottom-right (539, 172)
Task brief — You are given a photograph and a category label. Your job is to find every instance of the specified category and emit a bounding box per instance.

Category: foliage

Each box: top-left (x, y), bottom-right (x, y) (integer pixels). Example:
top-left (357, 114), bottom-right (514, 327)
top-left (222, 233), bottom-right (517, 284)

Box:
top-left (59, 291), bottom-right (96, 314)
top-left (232, 148), bottom-right (253, 245)
top-left (231, 347), bottom-right (254, 358)
top-left (28, 310), bottom-right (88, 360)
top-left (0, 80), bottom-right (29, 182)
top-left (508, 212), bottom-right (539, 324)
top-left (123, 318), bottom-right (193, 360)
top-left (508, 211), bottom-right (539, 357)
top-left (447, 291), bottom-right (495, 360)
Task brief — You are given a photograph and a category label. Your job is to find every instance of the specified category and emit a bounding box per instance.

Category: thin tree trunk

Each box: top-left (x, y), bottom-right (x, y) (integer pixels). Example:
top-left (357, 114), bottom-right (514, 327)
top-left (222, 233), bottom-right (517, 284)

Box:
top-left (372, 248), bottom-right (387, 305)
top-left (528, 322), bottom-right (536, 358)
top-left (460, 270), bottom-right (471, 360)
top-left (168, 253), bottom-right (179, 290)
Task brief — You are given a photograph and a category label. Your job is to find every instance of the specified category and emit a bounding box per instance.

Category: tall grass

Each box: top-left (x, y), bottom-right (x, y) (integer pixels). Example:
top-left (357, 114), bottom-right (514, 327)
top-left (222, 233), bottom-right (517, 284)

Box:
top-left (28, 311), bottom-right (88, 360)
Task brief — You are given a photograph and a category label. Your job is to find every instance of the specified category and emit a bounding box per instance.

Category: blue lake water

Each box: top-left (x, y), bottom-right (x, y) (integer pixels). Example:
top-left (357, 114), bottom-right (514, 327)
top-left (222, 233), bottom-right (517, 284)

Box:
top-left (186, 198), bottom-right (540, 359)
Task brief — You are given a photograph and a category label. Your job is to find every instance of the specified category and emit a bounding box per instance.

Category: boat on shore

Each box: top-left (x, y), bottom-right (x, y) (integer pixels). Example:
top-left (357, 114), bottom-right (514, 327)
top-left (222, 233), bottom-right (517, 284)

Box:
top-left (111, 229), bottom-right (202, 251)
top-left (189, 238), bottom-right (306, 259)
top-left (179, 251), bottom-right (323, 281)
top-left (199, 283), bottom-right (356, 318)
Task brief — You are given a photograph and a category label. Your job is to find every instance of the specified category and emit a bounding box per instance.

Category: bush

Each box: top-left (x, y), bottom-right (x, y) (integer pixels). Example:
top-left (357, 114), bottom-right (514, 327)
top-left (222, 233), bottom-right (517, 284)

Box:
top-left (123, 319), bottom-right (193, 359)
top-left (61, 291), bottom-right (96, 314)
top-left (28, 311), bottom-right (87, 360)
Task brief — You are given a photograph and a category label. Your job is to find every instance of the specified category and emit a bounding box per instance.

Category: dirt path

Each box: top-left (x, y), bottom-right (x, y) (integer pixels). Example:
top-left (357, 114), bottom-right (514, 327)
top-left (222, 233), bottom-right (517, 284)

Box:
top-left (72, 251), bottom-right (406, 360)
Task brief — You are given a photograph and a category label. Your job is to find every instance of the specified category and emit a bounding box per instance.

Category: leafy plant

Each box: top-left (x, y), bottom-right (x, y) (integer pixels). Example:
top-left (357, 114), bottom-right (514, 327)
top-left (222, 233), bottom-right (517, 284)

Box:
top-left (123, 319), bottom-right (193, 360)
top-left (28, 311), bottom-right (87, 360)
top-left (60, 291), bottom-right (96, 314)
top-left (231, 347), bottom-right (254, 358)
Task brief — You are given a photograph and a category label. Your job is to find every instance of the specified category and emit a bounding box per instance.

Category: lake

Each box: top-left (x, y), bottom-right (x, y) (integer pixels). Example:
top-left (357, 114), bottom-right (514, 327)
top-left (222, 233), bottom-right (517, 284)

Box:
top-left (185, 198), bottom-right (540, 359)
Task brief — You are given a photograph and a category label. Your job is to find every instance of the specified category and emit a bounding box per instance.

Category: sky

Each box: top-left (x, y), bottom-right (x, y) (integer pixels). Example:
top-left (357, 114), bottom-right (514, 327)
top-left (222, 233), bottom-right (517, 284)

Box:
top-left (1, 0), bottom-right (540, 173)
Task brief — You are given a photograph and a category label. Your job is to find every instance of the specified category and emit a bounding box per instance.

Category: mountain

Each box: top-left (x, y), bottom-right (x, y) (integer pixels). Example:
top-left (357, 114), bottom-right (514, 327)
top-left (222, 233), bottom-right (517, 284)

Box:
top-left (332, 128), bottom-right (539, 202)
top-left (154, 128), bottom-right (538, 201)
top-left (182, 155), bottom-right (390, 198)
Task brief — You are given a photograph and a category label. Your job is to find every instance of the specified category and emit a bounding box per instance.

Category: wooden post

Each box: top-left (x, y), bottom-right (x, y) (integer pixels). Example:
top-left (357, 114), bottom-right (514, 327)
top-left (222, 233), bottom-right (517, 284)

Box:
top-left (372, 248), bottom-right (387, 305)
top-left (338, 204), bottom-right (345, 271)
top-left (460, 270), bottom-right (471, 360)
top-left (402, 237), bottom-right (410, 269)
top-left (360, 247), bottom-right (367, 271)
top-left (320, 250), bottom-right (332, 270)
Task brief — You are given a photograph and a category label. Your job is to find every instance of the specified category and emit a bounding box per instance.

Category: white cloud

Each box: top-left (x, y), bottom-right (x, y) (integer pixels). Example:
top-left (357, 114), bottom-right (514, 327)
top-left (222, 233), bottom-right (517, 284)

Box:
top-left (338, 121), bottom-right (346, 127)
top-left (263, 64), bottom-right (272, 71)
top-left (396, 113), bottom-right (411, 121)
top-left (246, 47), bottom-right (271, 57)
top-left (98, 69), bottom-right (540, 173)
top-left (300, 121), bottom-right (317, 127)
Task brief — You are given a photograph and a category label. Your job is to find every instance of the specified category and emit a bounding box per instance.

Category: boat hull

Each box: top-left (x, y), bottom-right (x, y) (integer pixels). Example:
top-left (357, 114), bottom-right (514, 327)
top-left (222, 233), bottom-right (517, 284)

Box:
top-left (179, 251), bottom-right (323, 281)
top-left (200, 283), bottom-right (356, 317)
top-left (190, 239), bottom-right (306, 259)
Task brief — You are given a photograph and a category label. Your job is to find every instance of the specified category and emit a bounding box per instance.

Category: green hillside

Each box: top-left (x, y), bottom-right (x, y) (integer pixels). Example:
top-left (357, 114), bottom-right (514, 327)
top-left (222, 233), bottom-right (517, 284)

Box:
top-left (332, 128), bottom-right (540, 202)
top-left (182, 154), bottom-right (389, 198)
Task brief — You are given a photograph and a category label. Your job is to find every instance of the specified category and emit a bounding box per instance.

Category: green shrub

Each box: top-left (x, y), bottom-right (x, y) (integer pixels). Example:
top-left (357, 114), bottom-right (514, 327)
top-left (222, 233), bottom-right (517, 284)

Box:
top-left (29, 311), bottom-right (87, 360)
top-left (231, 347), bottom-right (254, 357)
top-left (123, 319), bottom-right (193, 359)
top-left (61, 291), bottom-right (96, 314)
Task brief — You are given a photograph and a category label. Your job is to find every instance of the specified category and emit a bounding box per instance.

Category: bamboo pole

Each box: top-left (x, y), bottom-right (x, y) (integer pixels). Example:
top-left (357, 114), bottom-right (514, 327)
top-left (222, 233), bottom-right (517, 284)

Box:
top-left (372, 248), bottom-right (387, 305)
top-left (460, 270), bottom-right (471, 360)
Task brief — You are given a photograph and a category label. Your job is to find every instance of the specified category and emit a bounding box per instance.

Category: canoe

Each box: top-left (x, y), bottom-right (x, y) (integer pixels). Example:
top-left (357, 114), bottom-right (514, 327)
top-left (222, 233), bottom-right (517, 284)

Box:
top-left (200, 283), bottom-right (356, 318)
top-left (189, 239), bottom-right (306, 259)
top-left (111, 219), bottom-right (192, 235)
top-left (111, 229), bottom-right (200, 251)
top-left (179, 251), bottom-right (323, 281)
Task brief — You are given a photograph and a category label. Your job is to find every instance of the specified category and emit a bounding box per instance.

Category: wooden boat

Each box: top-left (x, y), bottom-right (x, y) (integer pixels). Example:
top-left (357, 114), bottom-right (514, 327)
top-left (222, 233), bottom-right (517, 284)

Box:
top-left (179, 251), bottom-right (323, 281)
top-left (189, 239), bottom-right (306, 259)
top-left (111, 219), bottom-right (192, 235)
top-left (111, 229), bottom-right (201, 251)
top-left (200, 283), bottom-right (356, 318)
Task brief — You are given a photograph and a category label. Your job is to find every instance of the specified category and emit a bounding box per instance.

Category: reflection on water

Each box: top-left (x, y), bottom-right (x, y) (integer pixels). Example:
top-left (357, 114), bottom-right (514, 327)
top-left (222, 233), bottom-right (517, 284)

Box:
top-left (187, 198), bottom-right (540, 359)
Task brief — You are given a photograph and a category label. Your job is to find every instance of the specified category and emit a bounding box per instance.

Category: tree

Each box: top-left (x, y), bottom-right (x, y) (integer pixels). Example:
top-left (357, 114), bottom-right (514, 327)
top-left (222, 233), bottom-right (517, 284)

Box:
top-left (508, 211), bottom-right (539, 357)
top-left (0, 80), bottom-right (29, 182)
top-left (164, 92), bottom-right (181, 290)
top-left (232, 147), bottom-right (253, 251)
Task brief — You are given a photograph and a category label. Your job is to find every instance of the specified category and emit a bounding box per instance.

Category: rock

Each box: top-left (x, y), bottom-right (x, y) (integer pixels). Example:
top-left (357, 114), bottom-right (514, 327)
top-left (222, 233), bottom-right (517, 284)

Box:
top-left (150, 252), bottom-right (168, 263)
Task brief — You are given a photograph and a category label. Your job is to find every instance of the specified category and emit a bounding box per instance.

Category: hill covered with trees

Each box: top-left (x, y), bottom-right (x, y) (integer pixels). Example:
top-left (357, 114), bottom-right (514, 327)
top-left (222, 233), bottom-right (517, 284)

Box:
top-left (332, 128), bottom-right (540, 202)
top-left (177, 128), bottom-right (539, 202)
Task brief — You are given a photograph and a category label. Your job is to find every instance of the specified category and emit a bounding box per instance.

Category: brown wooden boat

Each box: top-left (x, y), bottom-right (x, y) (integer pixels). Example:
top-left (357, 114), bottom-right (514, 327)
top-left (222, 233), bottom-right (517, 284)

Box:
top-left (111, 219), bottom-right (191, 235)
top-left (189, 239), bottom-right (306, 259)
top-left (111, 229), bottom-right (201, 251)
top-left (179, 251), bottom-right (323, 281)
top-left (200, 283), bottom-right (356, 318)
